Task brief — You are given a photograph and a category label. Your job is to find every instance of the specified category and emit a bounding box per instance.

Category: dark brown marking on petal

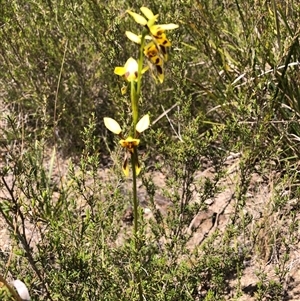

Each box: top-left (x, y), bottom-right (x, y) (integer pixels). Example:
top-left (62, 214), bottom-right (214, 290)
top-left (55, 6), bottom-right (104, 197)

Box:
top-left (133, 149), bottom-right (141, 168)
top-left (135, 159), bottom-right (141, 169)
top-left (127, 142), bottom-right (134, 153)
top-left (156, 65), bottom-right (163, 74)
top-left (123, 156), bottom-right (128, 171)
top-left (151, 56), bottom-right (162, 66)
top-left (160, 46), bottom-right (167, 55)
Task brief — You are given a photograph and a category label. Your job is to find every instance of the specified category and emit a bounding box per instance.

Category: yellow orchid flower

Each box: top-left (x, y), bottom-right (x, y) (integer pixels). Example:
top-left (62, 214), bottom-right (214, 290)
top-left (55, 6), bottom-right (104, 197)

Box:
top-left (120, 137), bottom-right (141, 176)
top-left (103, 115), bottom-right (150, 176)
top-left (126, 7), bottom-right (178, 84)
top-left (127, 7), bottom-right (178, 49)
top-left (144, 42), bottom-right (164, 65)
top-left (114, 57), bottom-right (138, 82)
top-left (114, 57), bottom-right (148, 83)
top-left (144, 42), bottom-right (165, 83)
top-left (148, 24), bottom-right (178, 63)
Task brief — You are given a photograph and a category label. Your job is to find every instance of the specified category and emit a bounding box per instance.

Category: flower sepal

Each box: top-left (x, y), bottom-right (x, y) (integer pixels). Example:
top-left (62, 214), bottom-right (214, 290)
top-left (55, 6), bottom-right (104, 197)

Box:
top-left (104, 117), bottom-right (122, 135)
top-left (136, 114), bottom-right (150, 134)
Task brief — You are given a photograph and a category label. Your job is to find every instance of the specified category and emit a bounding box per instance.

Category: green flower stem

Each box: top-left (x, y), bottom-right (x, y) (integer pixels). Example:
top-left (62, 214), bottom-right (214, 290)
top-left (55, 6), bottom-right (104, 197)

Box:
top-left (129, 29), bottom-right (147, 301)
top-left (131, 80), bottom-right (138, 129)
top-left (136, 30), bottom-right (147, 99)
top-left (131, 150), bottom-right (139, 238)
top-left (131, 150), bottom-right (143, 301)
top-left (130, 44), bottom-right (145, 299)
top-left (131, 31), bottom-right (146, 130)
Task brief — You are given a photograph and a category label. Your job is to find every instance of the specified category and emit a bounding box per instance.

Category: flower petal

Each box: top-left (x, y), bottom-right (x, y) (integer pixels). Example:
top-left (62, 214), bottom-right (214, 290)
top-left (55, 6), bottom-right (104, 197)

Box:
top-left (154, 33), bottom-right (171, 48)
top-left (114, 67), bottom-right (126, 76)
top-left (127, 10), bottom-right (147, 25)
top-left (140, 7), bottom-right (159, 27)
top-left (104, 117), bottom-right (122, 134)
top-left (157, 71), bottom-right (164, 83)
top-left (133, 148), bottom-right (141, 176)
top-left (124, 57), bottom-right (138, 68)
top-left (140, 7), bottom-right (155, 20)
top-left (125, 31), bottom-right (141, 44)
top-left (122, 155), bottom-right (129, 177)
top-left (124, 57), bottom-right (138, 81)
top-left (154, 65), bottom-right (164, 83)
top-left (136, 114), bottom-right (150, 133)
top-left (144, 42), bottom-right (160, 58)
top-left (144, 42), bottom-right (164, 65)
top-left (120, 137), bottom-right (140, 152)
top-left (153, 24), bottom-right (179, 31)
top-left (141, 66), bottom-right (149, 74)
top-left (149, 55), bottom-right (163, 66)
top-left (135, 160), bottom-right (141, 176)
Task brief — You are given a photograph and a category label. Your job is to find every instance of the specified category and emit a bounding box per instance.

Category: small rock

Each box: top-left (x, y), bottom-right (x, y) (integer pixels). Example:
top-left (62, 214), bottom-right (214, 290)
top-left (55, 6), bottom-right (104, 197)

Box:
top-left (12, 280), bottom-right (30, 301)
top-left (143, 207), bottom-right (151, 215)
top-left (204, 198), bottom-right (214, 205)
